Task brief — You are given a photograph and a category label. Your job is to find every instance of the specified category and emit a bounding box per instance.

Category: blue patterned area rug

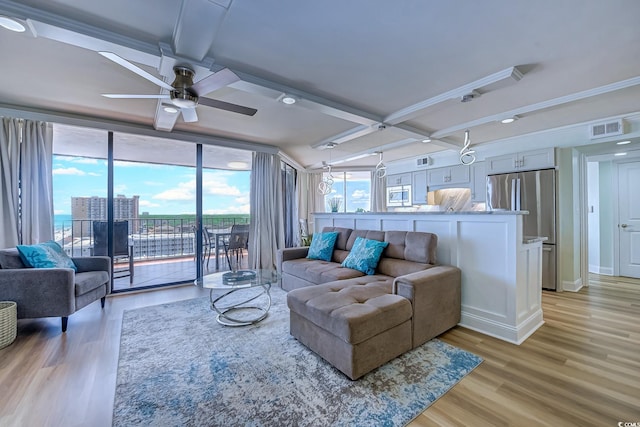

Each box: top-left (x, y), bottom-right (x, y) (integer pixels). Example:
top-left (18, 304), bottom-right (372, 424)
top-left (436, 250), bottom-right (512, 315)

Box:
top-left (113, 287), bottom-right (482, 427)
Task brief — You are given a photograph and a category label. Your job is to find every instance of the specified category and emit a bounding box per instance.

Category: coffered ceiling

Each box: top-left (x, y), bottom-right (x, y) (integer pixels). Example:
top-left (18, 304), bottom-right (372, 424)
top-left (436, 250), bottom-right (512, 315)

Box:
top-left (1, 0), bottom-right (639, 170)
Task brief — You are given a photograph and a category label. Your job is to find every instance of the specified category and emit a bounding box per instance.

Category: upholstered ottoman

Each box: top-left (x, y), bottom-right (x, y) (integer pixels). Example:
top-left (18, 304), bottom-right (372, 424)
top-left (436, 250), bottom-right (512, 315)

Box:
top-left (287, 276), bottom-right (413, 380)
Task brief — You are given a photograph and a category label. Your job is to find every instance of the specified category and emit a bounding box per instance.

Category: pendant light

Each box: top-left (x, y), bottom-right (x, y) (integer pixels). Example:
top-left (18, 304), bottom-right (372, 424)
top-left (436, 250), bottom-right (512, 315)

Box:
top-left (374, 151), bottom-right (387, 178)
top-left (459, 130), bottom-right (476, 165)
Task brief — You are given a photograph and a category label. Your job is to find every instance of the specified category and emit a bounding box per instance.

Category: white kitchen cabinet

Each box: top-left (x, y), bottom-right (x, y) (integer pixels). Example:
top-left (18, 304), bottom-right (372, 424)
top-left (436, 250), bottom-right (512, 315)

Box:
top-left (427, 164), bottom-right (471, 186)
top-left (471, 161), bottom-right (486, 202)
top-left (486, 148), bottom-right (555, 174)
top-left (387, 173), bottom-right (412, 187)
top-left (412, 170), bottom-right (428, 205)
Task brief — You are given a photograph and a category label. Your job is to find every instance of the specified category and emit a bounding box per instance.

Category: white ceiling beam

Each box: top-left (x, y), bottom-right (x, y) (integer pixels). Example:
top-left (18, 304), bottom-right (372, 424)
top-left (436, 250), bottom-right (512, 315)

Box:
top-left (384, 67), bottom-right (523, 125)
top-left (430, 75), bottom-right (640, 140)
top-left (230, 75), bottom-right (382, 126)
top-left (0, 102), bottom-right (279, 154)
top-left (311, 124), bottom-right (384, 149)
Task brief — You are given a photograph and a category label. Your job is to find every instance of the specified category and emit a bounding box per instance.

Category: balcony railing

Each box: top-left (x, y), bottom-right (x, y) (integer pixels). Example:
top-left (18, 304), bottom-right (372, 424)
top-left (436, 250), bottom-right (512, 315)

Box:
top-left (54, 216), bottom-right (250, 262)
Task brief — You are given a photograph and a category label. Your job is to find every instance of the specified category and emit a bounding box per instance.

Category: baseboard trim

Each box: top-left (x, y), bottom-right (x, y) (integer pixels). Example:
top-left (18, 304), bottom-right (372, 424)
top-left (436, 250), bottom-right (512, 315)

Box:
top-left (562, 278), bottom-right (583, 292)
top-left (459, 309), bottom-right (544, 345)
top-left (588, 265), bottom-right (614, 275)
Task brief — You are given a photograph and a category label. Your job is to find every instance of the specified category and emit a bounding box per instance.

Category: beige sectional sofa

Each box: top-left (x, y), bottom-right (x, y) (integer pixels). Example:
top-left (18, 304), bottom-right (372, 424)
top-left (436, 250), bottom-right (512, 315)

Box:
top-left (278, 227), bottom-right (461, 380)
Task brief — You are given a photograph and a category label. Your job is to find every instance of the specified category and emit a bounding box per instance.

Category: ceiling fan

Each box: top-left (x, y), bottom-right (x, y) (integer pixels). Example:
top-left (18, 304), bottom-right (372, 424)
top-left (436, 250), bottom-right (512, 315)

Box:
top-left (99, 51), bottom-right (257, 123)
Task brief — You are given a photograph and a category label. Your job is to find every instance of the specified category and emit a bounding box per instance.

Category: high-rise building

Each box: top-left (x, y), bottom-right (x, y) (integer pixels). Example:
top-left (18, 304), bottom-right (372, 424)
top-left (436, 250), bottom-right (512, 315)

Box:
top-left (71, 194), bottom-right (139, 235)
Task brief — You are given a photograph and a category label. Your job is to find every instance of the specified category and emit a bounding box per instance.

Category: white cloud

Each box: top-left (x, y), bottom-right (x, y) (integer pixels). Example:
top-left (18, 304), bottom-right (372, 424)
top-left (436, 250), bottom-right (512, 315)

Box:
top-left (54, 209), bottom-right (65, 215)
top-left (139, 200), bottom-right (161, 208)
top-left (53, 167), bottom-right (85, 176)
top-left (205, 203), bottom-right (250, 215)
top-left (351, 189), bottom-right (369, 199)
top-left (153, 188), bottom-right (193, 201)
top-left (234, 195), bottom-right (250, 204)
top-left (88, 172), bottom-right (101, 177)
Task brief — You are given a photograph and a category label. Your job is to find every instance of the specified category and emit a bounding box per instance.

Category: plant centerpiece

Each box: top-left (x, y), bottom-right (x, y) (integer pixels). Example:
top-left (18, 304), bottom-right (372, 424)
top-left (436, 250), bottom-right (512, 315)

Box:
top-left (328, 197), bottom-right (342, 212)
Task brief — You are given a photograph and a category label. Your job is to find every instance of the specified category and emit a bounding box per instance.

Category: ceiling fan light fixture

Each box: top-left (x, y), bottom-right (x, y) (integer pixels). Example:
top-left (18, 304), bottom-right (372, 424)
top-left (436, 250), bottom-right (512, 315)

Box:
top-left (0, 16), bottom-right (26, 32)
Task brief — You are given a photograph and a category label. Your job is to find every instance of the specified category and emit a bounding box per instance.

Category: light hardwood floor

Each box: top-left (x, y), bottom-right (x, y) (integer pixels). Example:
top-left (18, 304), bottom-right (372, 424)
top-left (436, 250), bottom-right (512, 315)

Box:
top-left (1, 275), bottom-right (638, 427)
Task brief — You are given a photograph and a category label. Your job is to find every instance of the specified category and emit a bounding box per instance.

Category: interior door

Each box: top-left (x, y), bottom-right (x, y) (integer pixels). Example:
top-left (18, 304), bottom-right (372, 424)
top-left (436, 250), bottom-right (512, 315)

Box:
top-left (618, 161), bottom-right (640, 278)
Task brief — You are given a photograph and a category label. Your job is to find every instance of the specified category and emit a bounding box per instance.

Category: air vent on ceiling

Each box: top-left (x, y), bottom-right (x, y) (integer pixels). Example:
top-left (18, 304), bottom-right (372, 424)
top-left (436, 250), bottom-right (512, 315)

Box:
top-left (589, 119), bottom-right (625, 139)
top-left (416, 156), bottom-right (431, 167)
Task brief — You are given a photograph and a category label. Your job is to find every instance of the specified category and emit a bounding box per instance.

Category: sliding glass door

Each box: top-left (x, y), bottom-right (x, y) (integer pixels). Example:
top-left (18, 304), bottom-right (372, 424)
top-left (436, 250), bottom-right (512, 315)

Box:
top-left (52, 123), bottom-right (253, 293)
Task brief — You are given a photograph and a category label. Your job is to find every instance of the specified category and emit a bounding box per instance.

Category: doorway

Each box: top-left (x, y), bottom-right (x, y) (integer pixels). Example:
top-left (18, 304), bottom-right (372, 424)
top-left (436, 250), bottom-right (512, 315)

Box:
top-left (617, 161), bottom-right (640, 278)
top-left (587, 159), bottom-right (640, 279)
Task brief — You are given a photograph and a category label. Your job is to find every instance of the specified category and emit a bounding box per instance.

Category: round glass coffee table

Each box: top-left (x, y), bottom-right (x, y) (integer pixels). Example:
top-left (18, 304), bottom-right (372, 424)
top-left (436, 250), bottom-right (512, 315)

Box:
top-left (195, 269), bottom-right (280, 326)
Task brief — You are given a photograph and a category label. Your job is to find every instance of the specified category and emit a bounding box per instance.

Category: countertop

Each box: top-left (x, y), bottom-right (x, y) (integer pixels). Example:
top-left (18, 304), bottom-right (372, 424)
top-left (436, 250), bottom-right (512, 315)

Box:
top-left (315, 210), bottom-right (530, 215)
top-left (523, 236), bottom-right (549, 244)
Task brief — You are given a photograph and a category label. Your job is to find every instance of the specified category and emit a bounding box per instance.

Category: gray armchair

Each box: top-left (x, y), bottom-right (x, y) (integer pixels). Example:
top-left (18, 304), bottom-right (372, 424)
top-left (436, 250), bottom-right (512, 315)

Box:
top-left (0, 248), bottom-right (111, 332)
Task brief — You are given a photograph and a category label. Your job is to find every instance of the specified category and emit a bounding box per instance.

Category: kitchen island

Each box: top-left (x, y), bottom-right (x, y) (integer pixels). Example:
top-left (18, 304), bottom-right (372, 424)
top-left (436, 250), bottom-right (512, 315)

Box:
top-left (313, 211), bottom-right (544, 344)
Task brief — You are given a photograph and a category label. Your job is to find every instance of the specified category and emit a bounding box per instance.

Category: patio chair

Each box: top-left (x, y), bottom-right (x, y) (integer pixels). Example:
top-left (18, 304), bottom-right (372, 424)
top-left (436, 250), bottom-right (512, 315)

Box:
top-left (93, 220), bottom-right (133, 283)
top-left (224, 224), bottom-right (249, 270)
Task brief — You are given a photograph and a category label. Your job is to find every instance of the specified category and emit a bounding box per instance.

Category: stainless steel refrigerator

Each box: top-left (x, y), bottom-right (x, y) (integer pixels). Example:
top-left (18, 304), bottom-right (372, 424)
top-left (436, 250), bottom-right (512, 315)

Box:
top-left (486, 168), bottom-right (557, 290)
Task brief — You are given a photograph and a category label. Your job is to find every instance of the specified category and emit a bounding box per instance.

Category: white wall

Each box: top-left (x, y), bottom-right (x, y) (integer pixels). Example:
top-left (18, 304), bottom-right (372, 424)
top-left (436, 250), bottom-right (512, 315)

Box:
top-left (587, 162), bottom-right (600, 272)
top-left (598, 161), bottom-right (615, 274)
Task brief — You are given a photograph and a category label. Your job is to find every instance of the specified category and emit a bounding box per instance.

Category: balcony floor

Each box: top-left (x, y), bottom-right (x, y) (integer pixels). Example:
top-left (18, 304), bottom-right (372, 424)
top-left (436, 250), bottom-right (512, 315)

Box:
top-left (112, 251), bottom-right (247, 291)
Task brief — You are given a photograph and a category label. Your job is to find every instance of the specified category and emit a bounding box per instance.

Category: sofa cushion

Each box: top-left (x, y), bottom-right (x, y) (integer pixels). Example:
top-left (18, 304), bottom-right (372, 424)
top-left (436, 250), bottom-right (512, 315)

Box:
top-left (16, 241), bottom-right (77, 271)
top-left (341, 237), bottom-right (389, 275)
top-left (287, 278), bottom-right (411, 345)
top-left (74, 271), bottom-right (110, 296)
top-left (384, 231), bottom-right (438, 264)
top-left (376, 257), bottom-right (432, 278)
top-left (0, 248), bottom-right (27, 269)
top-left (321, 227), bottom-right (352, 251)
top-left (282, 258), bottom-right (365, 284)
top-left (307, 232), bottom-right (339, 261)
top-left (345, 230), bottom-right (385, 250)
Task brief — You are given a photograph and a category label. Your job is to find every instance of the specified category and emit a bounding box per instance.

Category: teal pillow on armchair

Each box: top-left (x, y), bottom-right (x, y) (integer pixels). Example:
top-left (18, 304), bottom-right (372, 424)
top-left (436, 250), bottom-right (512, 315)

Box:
top-left (306, 232), bottom-right (339, 262)
top-left (341, 237), bottom-right (389, 275)
top-left (16, 240), bottom-right (77, 272)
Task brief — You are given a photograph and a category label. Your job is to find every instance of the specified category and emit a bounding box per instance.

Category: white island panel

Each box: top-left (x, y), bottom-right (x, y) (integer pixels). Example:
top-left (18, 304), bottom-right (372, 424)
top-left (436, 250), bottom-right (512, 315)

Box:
top-left (313, 212), bottom-right (544, 344)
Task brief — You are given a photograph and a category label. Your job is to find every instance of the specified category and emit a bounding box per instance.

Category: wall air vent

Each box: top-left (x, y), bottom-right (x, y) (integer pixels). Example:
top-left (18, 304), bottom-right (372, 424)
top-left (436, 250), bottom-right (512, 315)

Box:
top-left (416, 156), bottom-right (431, 167)
top-left (589, 119), bottom-right (625, 139)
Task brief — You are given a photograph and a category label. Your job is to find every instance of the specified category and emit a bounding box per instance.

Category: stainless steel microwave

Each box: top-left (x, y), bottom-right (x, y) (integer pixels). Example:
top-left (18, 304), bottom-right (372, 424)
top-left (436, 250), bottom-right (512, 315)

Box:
top-left (387, 186), bottom-right (411, 206)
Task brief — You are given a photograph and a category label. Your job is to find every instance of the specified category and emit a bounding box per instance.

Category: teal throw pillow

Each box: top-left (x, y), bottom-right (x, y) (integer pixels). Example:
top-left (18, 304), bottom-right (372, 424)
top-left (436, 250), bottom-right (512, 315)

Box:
top-left (307, 232), bottom-right (339, 262)
top-left (16, 240), bottom-right (77, 272)
top-left (342, 237), bottom-right (389, 275)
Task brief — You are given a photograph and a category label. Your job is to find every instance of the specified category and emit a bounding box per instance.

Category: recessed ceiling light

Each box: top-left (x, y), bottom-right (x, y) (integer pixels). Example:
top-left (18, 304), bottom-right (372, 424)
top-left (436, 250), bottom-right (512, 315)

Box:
top-left (163, 106), bottom-right (179, 114)
top-left (0, 16), bottom-right (26, 32)
top-left (616, 140), bottom-right (631, 145)
top-left (500, 116), bottom-right (519, 124)
top-left (281, 96), bottom-right (296, 105)
top-left (614, 152), bottom-right (627, 156)
top-left (227, 161), bottom-right (248, 169)
top-left (421, 138), bottom-right (432, 143)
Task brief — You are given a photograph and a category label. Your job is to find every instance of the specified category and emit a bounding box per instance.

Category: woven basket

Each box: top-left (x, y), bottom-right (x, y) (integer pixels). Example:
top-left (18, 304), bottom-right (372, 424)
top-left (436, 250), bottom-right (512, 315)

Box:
top-left (0, 301), bottom-right (17, 350)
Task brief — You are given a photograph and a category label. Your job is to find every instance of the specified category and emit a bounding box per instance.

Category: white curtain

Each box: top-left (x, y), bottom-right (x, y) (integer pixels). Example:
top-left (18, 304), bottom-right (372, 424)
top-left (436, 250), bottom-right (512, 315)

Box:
top-left (0, 118), bottom-right (54, 248)
top-left (297, 171), bottom-right (325, 234)
top-left (370, 170), bottom-right (387, 212)
top-left (0, 119), bottom-right (21, 248)
top-left (249, 152), bottom-right (285, 270)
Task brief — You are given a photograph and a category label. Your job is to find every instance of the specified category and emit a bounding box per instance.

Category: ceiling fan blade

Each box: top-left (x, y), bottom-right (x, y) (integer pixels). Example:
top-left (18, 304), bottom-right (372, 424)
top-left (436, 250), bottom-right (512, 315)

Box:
top-left (99, 51), bottom-right (174, 91)
top-left (102, 94), bottom-right (170, 99)
top-left (191, 68), bottom-right (240, 97)
top-left (199, 97), bottom-right (257, 116)
top-left (181, 107), bottom-right (198, 123)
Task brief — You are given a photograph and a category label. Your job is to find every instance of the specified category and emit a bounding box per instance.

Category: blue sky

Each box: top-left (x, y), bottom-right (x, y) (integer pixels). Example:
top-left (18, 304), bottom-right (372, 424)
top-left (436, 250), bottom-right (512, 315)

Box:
top-left (52, 155), bottom-right (250, 215)
top-left (53, 155), bottom-right (372, 215)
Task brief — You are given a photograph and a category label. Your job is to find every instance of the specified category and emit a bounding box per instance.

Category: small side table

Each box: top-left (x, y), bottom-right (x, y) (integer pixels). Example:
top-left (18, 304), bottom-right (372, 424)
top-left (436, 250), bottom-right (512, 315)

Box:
top-left (0, 301), bottom-right (17, 349)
